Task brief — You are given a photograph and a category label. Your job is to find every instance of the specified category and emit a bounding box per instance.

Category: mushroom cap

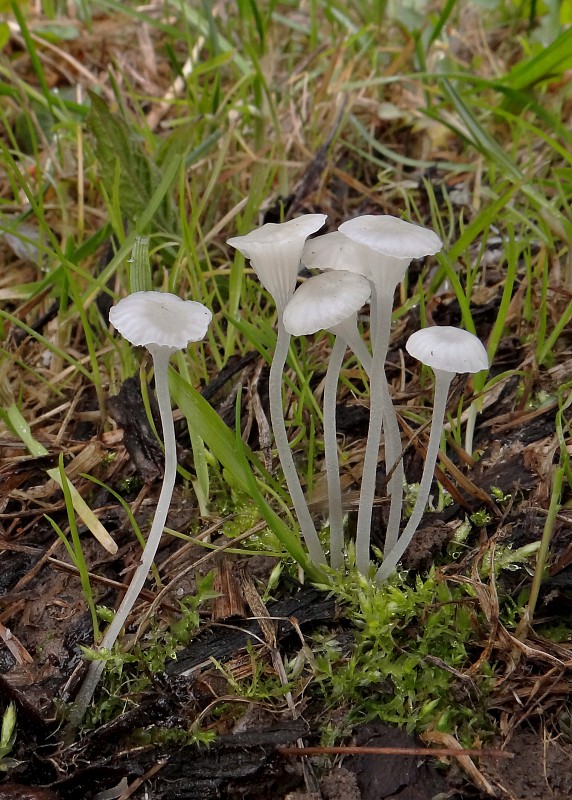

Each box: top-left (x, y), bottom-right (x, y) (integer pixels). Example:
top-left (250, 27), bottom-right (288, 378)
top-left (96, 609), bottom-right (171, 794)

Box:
top-left (227, 214), bottom-right (327, 311)
top-left (109, 291), bottom-right (212, 352)
top-left (406, 326), bottom-right (489, 374)
top-left (339, 215), bottom-right (442, 260)
top-left (282, 270), bottom-right (371, 336)
top-left (302, 230), bottom-right (412, 292)
top-left (228, 215), bottom-right (327, 253)
top-left (301, 231), bottom-right (357, 271)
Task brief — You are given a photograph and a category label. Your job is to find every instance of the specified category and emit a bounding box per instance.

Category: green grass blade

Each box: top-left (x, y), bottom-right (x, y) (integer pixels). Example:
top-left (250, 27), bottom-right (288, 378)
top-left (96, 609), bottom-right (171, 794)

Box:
top-left (129, 236), bottom-right (153, 294)
top-left (169, 367), bottom-right (258, 494)
top-left (501, 27), bottom-right (572, 90)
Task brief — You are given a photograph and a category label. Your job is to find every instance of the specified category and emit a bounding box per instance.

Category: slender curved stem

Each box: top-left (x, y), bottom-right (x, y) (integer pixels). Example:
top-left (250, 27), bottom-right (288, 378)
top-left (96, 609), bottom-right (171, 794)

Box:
top-left (326, 317), bottom-right (373, 570)
top-left (323, 335), bottom-right (347, 569)
top-left (66, 347), bottom-right (177, 735)
top-left (375, 370), bottom-right (453, 583)
top-left (346, 291), bottom-right (404, 562)
top-left (341, 325), bottom-right (404, 544)
top-left (380, 373), bottom-right (405, 556)
top-left (333, 319), bottom-right (372, 376)
top-left (269, 318), bottom-right (326, 566)
top-left (355, 289), bottom-right (395, 574)
top-left (369, 295), bottom-right (378, 349)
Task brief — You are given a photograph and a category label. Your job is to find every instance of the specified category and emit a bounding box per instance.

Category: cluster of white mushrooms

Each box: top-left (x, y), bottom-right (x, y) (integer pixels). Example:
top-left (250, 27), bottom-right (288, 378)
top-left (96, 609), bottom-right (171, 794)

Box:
top-left (229, 214), bottom-right (489, 581)
top-left (68, 213), bottom-right (488, 731)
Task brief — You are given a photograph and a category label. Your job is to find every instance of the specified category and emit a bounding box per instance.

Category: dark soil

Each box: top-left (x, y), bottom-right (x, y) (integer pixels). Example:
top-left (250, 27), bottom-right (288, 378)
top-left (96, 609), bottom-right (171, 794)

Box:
top-left (481, 729), bottom-right (572, 800)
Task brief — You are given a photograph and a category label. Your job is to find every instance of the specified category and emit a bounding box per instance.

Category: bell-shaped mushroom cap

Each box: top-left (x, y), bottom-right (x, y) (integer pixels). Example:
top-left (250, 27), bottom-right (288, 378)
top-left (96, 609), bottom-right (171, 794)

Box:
top-left (339, 215), bottom-right (442, 260)
top-left (406, 326), bottom-right (489, 374)
top-left (282, 270), bottom-right (371, 336)
top-left (227, 214), bottom-right (327, 311)
top-left (109, 291), bottom-right (212, 352)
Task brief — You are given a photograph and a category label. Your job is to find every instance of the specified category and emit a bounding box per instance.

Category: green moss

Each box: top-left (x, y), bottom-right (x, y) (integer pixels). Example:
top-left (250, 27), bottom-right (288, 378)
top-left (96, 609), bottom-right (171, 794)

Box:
top-left (312, 568), bottom-right (495, 744)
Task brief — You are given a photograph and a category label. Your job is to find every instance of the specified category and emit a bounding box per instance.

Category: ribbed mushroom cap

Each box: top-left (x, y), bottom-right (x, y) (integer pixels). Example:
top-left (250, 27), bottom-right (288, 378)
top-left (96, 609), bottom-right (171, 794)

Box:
top-left (227, 214), bottom-right (327, 311)
top-left (282, 270), bottom-right (371, 336)
top-left (339, 215), bottom-right (442, 260)
top-left (109, 291), bottom-right (212, 352)
top-left (406, 326), bottom-right (489, 374)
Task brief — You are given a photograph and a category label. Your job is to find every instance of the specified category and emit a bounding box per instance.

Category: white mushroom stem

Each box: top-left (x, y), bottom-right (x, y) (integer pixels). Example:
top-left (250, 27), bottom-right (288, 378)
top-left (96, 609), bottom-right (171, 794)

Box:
top-left (102, 348), bottom-right (177, 648)
top-left (322, 334), bottom-right (347, 569)
top-left (378, 368), bottom-right (405, 557)
top-left (365, 287), bottom-right (405, 557)
top-left (67, 346), bottom-right (178, 731)
top-left (375, 368), bottom-right (453, 583)
top-left (331, 318), bottom-right (372, 376)
top-left (369, 287), bottom-right (406, 556)
top-left (355, 287), bottom-right (404, 574)
top-left (282, 269), bottom-right (372, 570)
top-left (324, 319), bottom-right (373, 569)
top-left (270, 317), bottom-right (326, 566)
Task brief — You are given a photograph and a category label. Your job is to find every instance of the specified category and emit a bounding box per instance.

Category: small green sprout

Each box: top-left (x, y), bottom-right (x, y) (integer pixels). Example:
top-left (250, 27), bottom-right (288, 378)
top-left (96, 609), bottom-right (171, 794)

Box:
top-left (116, 475), bottom-right (143, 495)
top-left (0, 703), bottom-right (20, 772)
top-left (470, 508), bottom-right (492, 527)
top-left (479, 542), bottom-right (540, 577)
top-left (491, 486), bottom-right (511, 504)
top-left (95, 605), bottom-right (115, 624)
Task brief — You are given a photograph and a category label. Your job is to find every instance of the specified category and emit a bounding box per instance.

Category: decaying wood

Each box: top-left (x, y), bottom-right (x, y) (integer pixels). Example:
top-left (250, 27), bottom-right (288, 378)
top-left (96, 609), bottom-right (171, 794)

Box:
top-left (168, 586), bottom-right (336, 677)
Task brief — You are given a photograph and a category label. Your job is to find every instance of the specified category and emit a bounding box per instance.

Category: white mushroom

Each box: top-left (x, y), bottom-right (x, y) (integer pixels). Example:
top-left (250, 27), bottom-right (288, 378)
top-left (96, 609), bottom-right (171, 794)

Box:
top-left (335, 216), bottom-right (442, 573)
top-left (227, 215), bottom-right (327, 566)
top-left (227, 215), bottom-right (327, 314)
top-left (300, 232), bottom-right (373, 371)
top-left (68, 291), bottom-right (212, 732)
top-left (375, 326), bottom-right (489, 583)
top-left (283, 270), bottom-right (371, 569)
top-left (340, 215), bottom-right (442, 260)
